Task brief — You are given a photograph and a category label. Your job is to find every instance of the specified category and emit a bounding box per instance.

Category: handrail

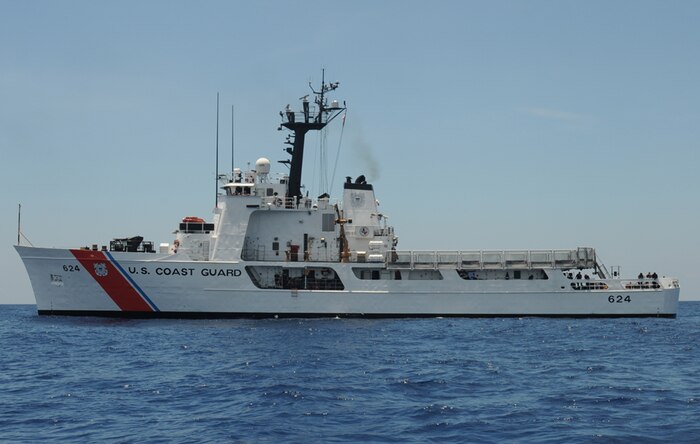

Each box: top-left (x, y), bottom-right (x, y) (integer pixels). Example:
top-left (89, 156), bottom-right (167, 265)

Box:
top-left (258, 195), bottom-right (339, 210)
top-left (388, 248), bottom-right (597, 270)
top-left (244, 245), bottom-right (599, 269)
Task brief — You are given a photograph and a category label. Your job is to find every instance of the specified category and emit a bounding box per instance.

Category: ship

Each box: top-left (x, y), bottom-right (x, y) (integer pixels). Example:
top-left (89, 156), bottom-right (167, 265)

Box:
top-left (15, 76), bottom-right (680, 318)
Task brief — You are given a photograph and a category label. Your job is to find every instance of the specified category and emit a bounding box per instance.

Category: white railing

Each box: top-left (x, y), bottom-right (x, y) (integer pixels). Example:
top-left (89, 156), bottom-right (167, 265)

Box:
top-left (389, 248), bottom-right (597, 270)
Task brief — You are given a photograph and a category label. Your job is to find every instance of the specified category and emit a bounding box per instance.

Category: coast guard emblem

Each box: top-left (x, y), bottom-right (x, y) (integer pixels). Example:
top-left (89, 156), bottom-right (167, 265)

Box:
top-left (94, 262), bottom-right (108, 277)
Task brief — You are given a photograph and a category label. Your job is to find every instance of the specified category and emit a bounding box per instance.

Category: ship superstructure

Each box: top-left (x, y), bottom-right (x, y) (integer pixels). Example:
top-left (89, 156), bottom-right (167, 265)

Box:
top-left (15, 76), bottom-right (680, 318)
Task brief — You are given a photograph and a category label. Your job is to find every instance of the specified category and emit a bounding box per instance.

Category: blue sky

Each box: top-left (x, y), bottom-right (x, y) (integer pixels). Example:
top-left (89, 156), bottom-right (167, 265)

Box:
top-left (1, 1), bottom-right (698, 303)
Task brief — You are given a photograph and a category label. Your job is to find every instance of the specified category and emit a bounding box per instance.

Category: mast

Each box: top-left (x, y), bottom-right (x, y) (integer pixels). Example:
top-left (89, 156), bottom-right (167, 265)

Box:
top-left (17, 203), bottom-right (21, 246)
top-left (215, 92), bottom-right (220, 208)
top-left (231, 105), bottom-right (235, 175)
top-left (279, 70), bottom-right (345, 203)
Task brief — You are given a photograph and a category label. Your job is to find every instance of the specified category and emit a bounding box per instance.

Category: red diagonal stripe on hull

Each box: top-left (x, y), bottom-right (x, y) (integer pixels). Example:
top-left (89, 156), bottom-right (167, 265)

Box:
top-left (70, 249), bottom-right (153, 312)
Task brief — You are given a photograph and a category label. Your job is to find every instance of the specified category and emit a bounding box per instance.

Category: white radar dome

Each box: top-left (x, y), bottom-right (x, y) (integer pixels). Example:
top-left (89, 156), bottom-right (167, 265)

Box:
top-left (255, 157), bottom-right (271, 174)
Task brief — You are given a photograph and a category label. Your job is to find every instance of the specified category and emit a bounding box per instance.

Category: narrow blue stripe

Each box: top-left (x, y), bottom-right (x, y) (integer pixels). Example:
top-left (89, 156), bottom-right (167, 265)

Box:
top-left (104, 251), bottom-right (160, 312)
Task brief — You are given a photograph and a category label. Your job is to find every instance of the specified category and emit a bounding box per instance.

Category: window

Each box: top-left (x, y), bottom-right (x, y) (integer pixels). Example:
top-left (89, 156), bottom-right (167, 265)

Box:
top-left (322, 213), bottom-right (335, 232)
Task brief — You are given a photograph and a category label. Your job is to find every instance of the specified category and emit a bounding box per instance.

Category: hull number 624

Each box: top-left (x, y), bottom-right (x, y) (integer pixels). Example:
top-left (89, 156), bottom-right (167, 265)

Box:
top-left (608, 295), bottom-right (631, 303)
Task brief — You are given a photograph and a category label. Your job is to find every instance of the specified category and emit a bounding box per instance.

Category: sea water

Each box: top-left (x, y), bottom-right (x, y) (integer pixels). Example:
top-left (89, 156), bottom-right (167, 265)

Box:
top-left (1, 303), bottom-right (699, 443)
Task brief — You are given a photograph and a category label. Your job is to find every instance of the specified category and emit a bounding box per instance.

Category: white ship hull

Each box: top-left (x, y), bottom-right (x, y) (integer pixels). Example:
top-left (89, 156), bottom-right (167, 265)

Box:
top-left (16, 246), bottom-right (679, 318)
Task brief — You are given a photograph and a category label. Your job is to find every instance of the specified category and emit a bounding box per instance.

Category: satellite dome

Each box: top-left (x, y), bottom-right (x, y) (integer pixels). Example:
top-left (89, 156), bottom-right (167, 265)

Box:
top-left (255, 157), bottom-right (271, 174)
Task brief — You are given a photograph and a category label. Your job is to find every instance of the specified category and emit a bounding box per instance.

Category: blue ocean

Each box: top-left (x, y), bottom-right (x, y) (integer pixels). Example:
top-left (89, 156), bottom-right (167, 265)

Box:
top-left (1, 303), bottom-right (699, 443)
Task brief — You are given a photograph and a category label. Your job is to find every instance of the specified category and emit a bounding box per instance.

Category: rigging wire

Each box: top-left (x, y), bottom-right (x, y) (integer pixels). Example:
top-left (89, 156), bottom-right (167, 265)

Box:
top-left (315, 121), bottom-right (330, 196)
top-left (321, 127), bottom-right (329, 193)
top-left (310, 130), bottom-right (318, 195)
top-left (329, 110), bottom-right (347, 196)
top-left (20, 232), bottom-right (34, 247)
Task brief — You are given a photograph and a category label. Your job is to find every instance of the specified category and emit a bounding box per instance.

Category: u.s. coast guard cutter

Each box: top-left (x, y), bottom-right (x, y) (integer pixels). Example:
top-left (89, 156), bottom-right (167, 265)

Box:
top-left (15, 77), bottom-right (680, 318)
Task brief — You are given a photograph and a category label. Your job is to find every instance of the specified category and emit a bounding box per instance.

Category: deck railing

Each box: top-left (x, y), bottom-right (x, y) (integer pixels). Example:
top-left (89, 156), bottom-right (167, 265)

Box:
top-left (388, 247), bottom-right (597, 270)
top-left (242, 244), bottom-right (598, 271)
